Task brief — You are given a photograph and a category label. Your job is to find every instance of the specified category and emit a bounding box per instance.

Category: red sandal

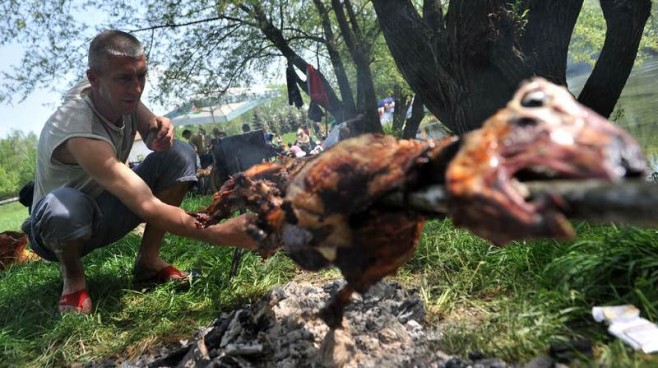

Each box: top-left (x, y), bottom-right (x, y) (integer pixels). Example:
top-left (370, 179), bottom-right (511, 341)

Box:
top-left (133, 265), bottom-right (190, 287)
top-left (59, 289), bottom-right (92, 314)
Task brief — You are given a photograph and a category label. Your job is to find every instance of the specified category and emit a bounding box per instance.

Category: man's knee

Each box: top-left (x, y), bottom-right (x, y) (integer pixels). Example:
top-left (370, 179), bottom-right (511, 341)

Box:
top-left (159, 139), bottom-right (197, 172)
top-left (31, 188), bottom-right (97, 243)
top-left (138, 139), bottom-right (198, 192)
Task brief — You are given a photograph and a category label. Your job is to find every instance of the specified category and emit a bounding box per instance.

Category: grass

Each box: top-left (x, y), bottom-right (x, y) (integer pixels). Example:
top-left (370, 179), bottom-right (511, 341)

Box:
top-left (405, 221), bottom-right (658, 366)
top-left (1, 195), bottom-right (658, 367)
top-left (0, 201), bottom-right (29, 232)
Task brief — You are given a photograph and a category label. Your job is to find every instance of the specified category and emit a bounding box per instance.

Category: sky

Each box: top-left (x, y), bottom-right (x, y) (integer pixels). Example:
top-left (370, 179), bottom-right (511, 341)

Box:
top-left (0, 43), bottom-right (63, 138)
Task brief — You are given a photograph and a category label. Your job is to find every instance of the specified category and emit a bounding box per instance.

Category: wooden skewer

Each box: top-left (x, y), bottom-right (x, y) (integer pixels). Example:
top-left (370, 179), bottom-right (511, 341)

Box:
top-left (381, 180), bottom-right (658, 228)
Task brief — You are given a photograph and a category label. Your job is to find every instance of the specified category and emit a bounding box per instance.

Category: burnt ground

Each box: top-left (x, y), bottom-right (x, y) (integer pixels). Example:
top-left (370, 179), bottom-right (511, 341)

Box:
top-left (88, 279), bottom-right (580, 368)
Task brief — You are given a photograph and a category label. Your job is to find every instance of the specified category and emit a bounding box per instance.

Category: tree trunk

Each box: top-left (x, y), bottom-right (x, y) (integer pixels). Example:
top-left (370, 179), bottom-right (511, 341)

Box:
top-left (313, 0), bottom-right (356, 120)
top-left (402, 95), bottom-right (425, 139)
top-left (392, 84), bottom-right (409, 134)
top-left (578, 0), bottom-right (651, 118)
top-left (520, 0), bottom-right (584, 85)
top-left (331, 0), bottom-right (382, 134)
top-left (373, 0), bottom-right (454, 132)
top-left (373, 0), bottom-right (528, 134)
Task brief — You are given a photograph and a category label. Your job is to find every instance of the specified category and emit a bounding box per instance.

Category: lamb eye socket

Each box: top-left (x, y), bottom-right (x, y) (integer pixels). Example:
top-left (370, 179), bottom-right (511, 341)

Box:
top-left (521, 90), bottom-right (546, 107)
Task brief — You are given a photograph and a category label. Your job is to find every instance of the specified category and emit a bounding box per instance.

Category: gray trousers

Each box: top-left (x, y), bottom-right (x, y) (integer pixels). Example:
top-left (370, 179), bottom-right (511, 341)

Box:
top-left (22, 140), bottom-right (197, 262)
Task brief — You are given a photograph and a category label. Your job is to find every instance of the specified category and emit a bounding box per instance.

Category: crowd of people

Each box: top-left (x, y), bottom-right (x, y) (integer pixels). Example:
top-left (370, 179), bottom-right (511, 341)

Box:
top-left (181, 119), bottom-right (335, 168)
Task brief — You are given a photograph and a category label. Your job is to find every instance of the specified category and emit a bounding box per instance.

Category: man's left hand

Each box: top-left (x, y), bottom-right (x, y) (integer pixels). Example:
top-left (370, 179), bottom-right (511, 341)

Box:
top-left (145, 116), bottom-right (174, 152)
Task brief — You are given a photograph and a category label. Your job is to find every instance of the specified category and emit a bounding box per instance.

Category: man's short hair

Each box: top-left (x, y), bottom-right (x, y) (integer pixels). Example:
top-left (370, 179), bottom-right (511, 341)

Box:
top-left (88, 30), bottom-right (145, 73)
top-left (182, 129), bottom-right (192, 138)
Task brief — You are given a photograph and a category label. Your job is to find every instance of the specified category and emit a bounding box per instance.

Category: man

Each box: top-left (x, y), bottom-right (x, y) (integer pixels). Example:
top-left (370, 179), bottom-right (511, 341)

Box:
top-left (196, 127), bottom-right (214, 169)
top-left (181, 128), bottom-right (201, 154)
top-left (322, 114), bottom-right (364, 149)
top-left (182, 128), bottom-right (203, 168)
top-left (22, 30), bottom-right (256, 315)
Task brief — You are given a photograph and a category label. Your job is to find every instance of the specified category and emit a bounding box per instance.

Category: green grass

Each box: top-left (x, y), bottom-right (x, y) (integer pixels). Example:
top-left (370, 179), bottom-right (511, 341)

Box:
top-left (399, 221), bottom-right (658, 366)
top-left (0, 194), bottom-right (300, 367)
top-left (1, 195), bottom-right (657, 367)
top-left (0, 201), bottom-right (29, 232)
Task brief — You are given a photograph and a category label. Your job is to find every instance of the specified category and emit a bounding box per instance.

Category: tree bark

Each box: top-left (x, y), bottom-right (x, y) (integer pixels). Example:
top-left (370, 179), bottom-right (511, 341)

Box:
top-left (520, 0), bottom-right (584, 85)
top-left (578, 0), bottom-right (651, 118)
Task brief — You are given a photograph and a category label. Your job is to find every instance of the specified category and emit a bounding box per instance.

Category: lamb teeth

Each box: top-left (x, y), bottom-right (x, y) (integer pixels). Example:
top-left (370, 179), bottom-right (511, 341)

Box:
top-left (510, 178), bottom-right (530, 199)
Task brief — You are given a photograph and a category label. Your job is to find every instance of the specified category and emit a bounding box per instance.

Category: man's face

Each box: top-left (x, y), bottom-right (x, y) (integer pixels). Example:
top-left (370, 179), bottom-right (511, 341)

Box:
top-left (87, 55), bottom-right (147, 121)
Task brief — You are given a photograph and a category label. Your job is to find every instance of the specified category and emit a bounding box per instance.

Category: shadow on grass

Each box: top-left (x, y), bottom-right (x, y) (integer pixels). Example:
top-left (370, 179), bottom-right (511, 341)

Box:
top-left (0, 233), bottom-right (143, 336)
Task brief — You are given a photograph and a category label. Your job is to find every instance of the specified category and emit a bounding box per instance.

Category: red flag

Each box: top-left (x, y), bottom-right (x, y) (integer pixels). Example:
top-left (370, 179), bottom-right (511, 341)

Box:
top-left (306, 64), bottom-right (329, 108)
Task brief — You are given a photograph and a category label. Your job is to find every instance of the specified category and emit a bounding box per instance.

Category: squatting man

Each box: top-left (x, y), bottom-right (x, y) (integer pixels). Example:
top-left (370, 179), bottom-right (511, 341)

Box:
top-left (22, 30), bottom-right (257, 314)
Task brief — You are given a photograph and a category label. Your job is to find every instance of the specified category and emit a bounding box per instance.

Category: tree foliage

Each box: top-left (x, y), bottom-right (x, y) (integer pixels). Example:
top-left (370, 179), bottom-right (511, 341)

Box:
top-left (1, 0), bottom-right (656, 136)
top-left (571, 0), bottom-right (658, 65)
top-left (0, 130), bottom-right (37, 200)
top-left (1, 0), bottom-right (427, 136)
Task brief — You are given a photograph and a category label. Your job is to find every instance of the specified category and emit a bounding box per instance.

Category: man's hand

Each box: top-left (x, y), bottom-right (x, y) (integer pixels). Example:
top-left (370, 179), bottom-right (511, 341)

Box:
top-left (205, 214), bottom-right (260, 250)
top-left (145, 116), bottom-right (174, 152)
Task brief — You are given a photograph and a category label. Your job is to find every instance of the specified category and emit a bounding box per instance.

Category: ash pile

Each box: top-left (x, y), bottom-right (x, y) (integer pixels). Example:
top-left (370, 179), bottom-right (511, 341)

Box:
top-left (131, 281), bottom-right (510, 368)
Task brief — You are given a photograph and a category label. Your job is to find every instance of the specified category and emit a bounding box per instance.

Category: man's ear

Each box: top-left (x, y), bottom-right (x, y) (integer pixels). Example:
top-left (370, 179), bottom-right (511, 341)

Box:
top-left (86, 69), bottom-right (98, 86)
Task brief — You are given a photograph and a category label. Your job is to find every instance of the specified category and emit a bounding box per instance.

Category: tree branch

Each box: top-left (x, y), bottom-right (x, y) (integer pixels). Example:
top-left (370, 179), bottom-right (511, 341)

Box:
top-left (128, 16), bottom-right (225, 32)
top-left (332, 0), bottom-right (381, 131)
top-left (313, 0), bottom-right (356, 116)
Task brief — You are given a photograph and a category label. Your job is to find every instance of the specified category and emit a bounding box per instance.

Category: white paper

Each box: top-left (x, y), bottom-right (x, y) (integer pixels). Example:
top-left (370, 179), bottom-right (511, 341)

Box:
top-left (591, 305), bottom-right (640, 323)
top-left (592, 305), bottom-right (658, 354)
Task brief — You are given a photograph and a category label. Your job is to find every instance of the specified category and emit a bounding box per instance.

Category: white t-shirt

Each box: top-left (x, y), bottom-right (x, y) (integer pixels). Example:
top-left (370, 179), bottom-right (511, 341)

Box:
top-left (322, 122), bottom-right (347, 149)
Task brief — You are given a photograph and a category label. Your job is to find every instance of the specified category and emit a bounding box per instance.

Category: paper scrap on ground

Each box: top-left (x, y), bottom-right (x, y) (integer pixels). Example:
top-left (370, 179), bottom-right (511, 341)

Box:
top-left (592, 305), bottom-right (658, 354)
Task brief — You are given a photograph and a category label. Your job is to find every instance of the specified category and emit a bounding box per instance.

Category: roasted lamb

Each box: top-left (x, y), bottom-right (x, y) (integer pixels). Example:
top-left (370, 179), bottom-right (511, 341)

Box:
top-left (190, 78), bottom-right (646, 328)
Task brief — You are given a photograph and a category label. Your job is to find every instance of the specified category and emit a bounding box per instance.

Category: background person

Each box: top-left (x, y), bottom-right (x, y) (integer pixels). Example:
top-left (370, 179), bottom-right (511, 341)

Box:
top-left (322, 114), bottom-right (364, 149)
top-left (183, 128), bottom-right (212, 169)
top-left (196, 126), bottom-right (213, 169)
top-left (296, 125), bottom-right (311, 154)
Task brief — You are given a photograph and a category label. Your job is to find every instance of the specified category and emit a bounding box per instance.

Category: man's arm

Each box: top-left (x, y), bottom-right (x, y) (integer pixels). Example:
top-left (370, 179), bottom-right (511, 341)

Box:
top-left (66, 137), bottom-right (256, 249)
top-left (136, 102), bottom-right (174, 152)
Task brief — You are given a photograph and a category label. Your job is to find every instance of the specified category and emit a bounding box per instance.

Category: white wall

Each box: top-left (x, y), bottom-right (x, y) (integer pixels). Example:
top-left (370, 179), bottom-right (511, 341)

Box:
top-left (128, 134), bottom-right (152, 164)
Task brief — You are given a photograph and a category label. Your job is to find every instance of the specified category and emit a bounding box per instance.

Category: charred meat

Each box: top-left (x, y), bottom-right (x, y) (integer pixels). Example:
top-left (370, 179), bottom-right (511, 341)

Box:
top-left (192, 135), bottom-right (457, 327)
